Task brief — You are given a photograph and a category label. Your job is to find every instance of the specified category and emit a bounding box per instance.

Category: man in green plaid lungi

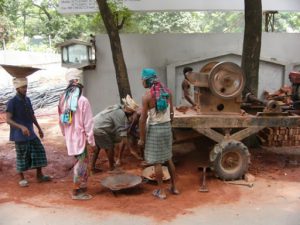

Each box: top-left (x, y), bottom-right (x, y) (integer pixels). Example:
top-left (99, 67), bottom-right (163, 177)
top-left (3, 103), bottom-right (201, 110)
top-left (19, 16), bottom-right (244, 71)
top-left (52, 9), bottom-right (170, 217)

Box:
top-left (6, 77), bottom-right (50, 187)
top-left (138, 68), bottom-right (179, 200)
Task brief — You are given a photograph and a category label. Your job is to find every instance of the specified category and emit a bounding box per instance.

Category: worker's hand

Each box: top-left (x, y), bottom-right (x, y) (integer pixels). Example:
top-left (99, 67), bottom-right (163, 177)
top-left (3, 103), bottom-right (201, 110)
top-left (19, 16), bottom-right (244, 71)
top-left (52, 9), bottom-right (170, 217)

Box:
top-left (20, 126), bottom-right (30, 137)
top-left (38, 128), bottom-right (44, 139)
top-left (137, 139), bottom-right (145, 147)
top-left (170, 112), bottom-right (174, 122)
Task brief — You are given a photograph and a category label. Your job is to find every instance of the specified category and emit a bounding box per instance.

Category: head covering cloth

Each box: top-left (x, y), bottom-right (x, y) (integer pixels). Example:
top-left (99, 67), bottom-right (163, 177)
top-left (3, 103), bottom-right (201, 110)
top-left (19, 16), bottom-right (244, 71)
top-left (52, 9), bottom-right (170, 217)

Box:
top-left (141, 68), bottom-right (170, 112)
top-left (13, 77), bottom-right (28, 89)
top-left (65, 68), bottom-right (83, 85)
top-left (122, 95), bottom-right (139, 112)
top-left (60, 68), bottom-right (84, 124)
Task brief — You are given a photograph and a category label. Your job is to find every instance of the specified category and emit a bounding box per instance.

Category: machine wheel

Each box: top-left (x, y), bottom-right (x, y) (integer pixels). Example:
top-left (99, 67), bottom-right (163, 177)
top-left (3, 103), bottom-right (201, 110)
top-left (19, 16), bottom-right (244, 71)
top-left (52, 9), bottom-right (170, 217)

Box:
top-left (200, 61), bottom-right (219, 73)
top-left (212, 140), bottom-right (250, 180)
top-left (208, 62), bottom-right (245, 99)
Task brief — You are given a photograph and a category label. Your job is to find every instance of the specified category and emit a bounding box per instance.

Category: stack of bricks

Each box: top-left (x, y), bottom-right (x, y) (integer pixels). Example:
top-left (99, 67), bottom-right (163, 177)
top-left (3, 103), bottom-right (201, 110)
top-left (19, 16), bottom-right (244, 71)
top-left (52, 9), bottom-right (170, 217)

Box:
top-left (257, 127), bottom-right (300, 147)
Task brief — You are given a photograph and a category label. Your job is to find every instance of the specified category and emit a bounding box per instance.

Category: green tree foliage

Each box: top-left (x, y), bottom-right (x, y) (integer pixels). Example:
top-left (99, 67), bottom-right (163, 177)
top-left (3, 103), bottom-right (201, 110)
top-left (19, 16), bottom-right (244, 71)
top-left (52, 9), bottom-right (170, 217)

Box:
top-left (126, 11), bottom-right (244, 33)
top-left (91, 0), bottom-right (132, 34)
top-left (0, 0), bottom-right (299, 51)
top-left (0, 0), bottom-right (98, 51)
top-left (275, 12), bottom-right (300, 32)
top-left (0, 0), bottom-right (5, 14)
top-left (127, 11), bottom-right (300, 34)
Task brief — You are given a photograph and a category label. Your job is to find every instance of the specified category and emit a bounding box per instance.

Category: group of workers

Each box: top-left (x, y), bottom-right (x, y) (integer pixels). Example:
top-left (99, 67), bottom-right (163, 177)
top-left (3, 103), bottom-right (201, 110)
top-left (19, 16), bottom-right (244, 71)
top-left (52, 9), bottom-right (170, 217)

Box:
top-left (6, 66), bottom-right (197, 200)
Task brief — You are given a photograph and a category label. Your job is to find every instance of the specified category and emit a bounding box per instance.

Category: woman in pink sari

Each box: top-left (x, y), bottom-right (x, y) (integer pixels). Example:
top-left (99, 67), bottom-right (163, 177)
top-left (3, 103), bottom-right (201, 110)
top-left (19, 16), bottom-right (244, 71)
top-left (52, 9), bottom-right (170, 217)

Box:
top-left (58, 68), bottom-right (95, 200)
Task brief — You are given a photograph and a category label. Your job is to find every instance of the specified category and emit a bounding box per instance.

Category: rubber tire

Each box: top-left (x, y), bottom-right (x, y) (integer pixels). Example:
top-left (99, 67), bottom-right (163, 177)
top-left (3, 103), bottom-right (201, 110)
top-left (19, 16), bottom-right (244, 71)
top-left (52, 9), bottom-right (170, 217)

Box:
top-left (213, 141), bottom-right (250, 181)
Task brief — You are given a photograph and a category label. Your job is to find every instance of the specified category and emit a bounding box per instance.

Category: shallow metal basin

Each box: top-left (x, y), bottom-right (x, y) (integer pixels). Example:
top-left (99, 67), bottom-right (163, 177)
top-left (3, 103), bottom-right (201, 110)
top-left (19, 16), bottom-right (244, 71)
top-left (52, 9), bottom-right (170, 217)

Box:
top-left (100, 173), bottom-right (142, 191)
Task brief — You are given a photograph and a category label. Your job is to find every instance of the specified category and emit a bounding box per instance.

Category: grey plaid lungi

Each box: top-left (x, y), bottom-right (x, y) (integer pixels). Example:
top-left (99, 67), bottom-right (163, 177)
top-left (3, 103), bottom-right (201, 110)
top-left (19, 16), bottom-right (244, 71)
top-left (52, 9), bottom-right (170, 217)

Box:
top-left (94, 131), bottom-right (122, 150)
top-left (144, 122), bottom-right (172, 164)
top-left (94, 131), bottom-right (114, 150)
top-left (15, 138), bottom-right (48, 172)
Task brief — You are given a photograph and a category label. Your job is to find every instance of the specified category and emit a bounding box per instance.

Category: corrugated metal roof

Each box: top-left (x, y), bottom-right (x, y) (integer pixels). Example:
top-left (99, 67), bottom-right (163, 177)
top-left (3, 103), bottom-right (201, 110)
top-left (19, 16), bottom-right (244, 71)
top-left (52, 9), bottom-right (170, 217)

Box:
top-left (56, 39), bottom-right (93, 48)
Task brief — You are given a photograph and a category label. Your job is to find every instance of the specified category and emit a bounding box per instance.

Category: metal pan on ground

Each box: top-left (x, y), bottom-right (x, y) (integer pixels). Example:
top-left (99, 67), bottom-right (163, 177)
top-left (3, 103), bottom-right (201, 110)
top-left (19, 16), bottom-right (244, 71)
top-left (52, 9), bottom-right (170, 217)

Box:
top-left (142, 166), bottom-right (171, 181)
top-left (100, 173), bottom-right (143, 191)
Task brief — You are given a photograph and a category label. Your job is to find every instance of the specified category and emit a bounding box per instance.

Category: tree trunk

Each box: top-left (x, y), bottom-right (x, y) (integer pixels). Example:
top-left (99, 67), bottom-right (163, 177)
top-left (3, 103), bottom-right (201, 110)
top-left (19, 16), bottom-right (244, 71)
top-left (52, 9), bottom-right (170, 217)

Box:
top-left (96, 0), bottom-right (131, 102)
top-left (242, 0), bottom-right (262, 96)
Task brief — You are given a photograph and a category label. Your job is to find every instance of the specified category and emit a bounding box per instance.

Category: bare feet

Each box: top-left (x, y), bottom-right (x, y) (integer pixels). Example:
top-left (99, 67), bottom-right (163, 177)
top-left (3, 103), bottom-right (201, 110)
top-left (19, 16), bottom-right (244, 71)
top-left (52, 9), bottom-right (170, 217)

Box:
top-left (37, 175), bottom-right (51, 183)
top-left (130, 150), bottom-right (143, 160)
top-left (91, 167), bottom-right (103, 173)
top-left (169, 186), bottom-right (180, 195)
top-left (115, 159), bottom-right (121, 167)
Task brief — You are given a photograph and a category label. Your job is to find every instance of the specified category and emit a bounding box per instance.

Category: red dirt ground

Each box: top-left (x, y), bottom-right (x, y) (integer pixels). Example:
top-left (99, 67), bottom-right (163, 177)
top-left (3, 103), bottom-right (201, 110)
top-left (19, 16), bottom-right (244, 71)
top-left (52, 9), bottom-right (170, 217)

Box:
top-left (1, 113), bottom-right (300, 221)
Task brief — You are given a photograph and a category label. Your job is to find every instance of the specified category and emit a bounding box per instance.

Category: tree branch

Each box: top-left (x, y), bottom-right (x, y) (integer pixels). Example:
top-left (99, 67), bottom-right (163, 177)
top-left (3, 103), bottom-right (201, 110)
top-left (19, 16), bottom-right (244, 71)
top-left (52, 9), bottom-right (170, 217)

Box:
top-left (117, 17), bottom-right (126, 30)
top-left (32, 3), bottom-right (52, 21)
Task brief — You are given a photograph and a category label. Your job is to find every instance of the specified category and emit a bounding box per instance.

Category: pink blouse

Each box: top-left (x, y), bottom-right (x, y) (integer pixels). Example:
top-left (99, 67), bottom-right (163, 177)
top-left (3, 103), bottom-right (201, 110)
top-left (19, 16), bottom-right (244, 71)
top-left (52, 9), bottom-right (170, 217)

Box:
top-left (58, 95), bottom-right (95, 156)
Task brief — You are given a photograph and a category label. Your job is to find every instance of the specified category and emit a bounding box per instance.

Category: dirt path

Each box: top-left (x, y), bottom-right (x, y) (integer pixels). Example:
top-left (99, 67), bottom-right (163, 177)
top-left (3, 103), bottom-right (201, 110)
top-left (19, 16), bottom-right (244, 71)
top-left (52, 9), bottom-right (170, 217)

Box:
top-left (0, 114), bottom-right (300, 224)
top-left (1, 178), bottom-right (300, 225)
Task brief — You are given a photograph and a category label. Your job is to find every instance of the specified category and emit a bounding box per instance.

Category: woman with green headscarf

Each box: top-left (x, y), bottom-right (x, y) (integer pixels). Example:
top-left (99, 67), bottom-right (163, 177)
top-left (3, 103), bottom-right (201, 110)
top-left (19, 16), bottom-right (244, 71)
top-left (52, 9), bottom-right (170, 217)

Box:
top-left (138, 68), bottom-right (179, 200)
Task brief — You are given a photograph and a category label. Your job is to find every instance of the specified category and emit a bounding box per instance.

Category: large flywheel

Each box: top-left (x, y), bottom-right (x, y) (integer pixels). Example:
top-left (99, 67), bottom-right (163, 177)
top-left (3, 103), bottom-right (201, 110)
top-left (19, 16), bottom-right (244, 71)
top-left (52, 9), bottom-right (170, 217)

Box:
top-left (200, 61), bottom-right (219, 73)
top-left (208, 62), bottom-right (245, 99)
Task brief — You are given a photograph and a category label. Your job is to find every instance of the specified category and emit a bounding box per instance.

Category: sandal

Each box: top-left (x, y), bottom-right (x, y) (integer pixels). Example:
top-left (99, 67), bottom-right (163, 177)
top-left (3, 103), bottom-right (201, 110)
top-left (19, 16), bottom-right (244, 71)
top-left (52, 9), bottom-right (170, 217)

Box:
top-left (37, 175), bottom-right (51, 183)
top-left (19, 179), bottom-right (29, 187)
top-left (152, 189), bottom-right (166, 200)
top-left (72, 193), bottom-right (93, 200)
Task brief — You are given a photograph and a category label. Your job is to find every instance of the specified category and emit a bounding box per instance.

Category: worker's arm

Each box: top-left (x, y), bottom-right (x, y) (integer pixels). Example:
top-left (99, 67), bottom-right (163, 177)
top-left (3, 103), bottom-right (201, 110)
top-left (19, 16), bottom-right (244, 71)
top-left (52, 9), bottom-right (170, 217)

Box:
top-left (182, 80), bottom-right (196, 107)
top-left (82, 99), bottom-right (96, 147)
top-left (138, 94), bottom-right (149, 147)
top-left (169, 92), bottom-right (174, 121)
top-left (26, 98), bottom-right (43, 139)
top-left (6, 112), bottom-right (30, 137)
top-left (32, 114), bottom-right (44, 139)
top-left (57, 95), bottom-right (66, 136)
top-left (128, 110), bottom-right (140, 135)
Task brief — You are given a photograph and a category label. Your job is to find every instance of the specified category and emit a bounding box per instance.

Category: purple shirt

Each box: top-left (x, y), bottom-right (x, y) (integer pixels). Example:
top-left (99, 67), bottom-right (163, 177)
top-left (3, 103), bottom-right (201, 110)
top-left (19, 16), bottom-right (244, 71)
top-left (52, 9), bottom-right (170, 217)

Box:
top-left (6, 95), bottom-right (37, 142)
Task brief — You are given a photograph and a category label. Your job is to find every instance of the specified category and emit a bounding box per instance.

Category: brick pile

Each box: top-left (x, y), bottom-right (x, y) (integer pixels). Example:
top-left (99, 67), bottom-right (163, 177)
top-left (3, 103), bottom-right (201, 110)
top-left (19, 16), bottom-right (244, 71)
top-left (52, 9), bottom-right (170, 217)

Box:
top-left (257, 127), bottom-right (300, 147)
top-left (262, 85), bottom-right (293, 106)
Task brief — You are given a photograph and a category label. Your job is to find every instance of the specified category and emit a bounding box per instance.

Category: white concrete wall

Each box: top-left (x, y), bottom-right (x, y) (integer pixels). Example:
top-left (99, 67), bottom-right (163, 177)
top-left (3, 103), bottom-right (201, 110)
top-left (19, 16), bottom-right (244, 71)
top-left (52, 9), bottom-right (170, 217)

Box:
top-left (84, 33), bottom-right (300, 113)
top-left (0, 50), bottom-right (63, 88)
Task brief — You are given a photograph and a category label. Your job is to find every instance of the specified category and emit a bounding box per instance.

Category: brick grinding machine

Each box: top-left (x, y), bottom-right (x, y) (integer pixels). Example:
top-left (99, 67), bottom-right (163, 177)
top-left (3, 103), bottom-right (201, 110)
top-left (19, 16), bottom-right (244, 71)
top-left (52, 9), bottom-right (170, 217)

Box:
top-left (172, 61), bottom-right (300, 182)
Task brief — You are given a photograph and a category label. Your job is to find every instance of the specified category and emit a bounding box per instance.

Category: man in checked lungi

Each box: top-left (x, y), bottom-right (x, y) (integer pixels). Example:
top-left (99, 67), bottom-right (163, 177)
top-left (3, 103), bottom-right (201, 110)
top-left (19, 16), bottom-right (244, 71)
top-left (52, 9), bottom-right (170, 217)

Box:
top-left (138, 68), bottom-right (180, 199)
top-left (6, 77), bottom-right (51, 187)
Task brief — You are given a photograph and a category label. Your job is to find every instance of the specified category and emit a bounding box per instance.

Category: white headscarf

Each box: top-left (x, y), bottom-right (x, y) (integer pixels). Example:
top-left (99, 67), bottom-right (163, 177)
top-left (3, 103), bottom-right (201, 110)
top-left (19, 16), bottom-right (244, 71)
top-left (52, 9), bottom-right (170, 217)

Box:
top-left (65, 68), bottom-right (83, 84)
top-left (122, 95), bottom-right (139, 111)
top-left (13, 77), bottom-right (28, 89)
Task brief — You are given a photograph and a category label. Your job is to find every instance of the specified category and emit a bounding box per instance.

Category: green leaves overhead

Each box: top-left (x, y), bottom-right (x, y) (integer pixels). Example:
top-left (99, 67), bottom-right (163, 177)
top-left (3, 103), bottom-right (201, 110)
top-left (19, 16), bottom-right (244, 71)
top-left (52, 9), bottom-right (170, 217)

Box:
top-left (124, 11), bottom-right (300, 34)
top-left (0, 0), bottom-right (98, 50)
top-left (0, 0), bottom-right (299, 51)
